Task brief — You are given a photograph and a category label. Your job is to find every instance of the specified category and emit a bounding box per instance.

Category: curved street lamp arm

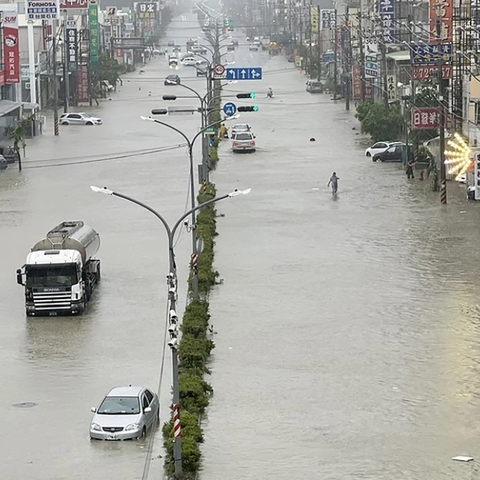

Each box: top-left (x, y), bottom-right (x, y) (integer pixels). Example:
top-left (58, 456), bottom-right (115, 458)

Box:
top-left (151, 119), bottom-right (191, 150)
top-left (111, 191), bottom-right (176, 271)
top-left (190, 118), bottom-right (224, 147)
top-left (178, 83), bottom-right (202, 102)
top-left (171, 193), bottom-right (230, 239)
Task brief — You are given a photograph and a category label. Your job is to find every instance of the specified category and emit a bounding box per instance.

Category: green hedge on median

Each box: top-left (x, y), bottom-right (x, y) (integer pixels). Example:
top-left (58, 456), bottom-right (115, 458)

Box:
top-left (163, 182), bottom-right (219, 479)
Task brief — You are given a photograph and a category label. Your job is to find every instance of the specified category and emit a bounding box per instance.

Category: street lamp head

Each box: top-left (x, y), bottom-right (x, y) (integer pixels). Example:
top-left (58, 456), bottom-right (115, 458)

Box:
top-left (151, 109), bottom-right (169, 115)
top-left (140, 115), bottom-right (155, 122)
top-left (228, 188), bottom-right (251, 197)
top-left (90, 185), bottom-right (113, 195)
top-left (224, 114), bottom-right (240, 121)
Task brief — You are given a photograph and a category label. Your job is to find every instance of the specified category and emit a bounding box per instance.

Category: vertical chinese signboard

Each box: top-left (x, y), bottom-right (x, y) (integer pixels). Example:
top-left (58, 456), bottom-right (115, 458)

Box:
top-left (1, 4), bottom-right (19, 84)
top-left (311, 6), bottom-right (318, 32)
top-left (387, 74), bottom-right (396, 101)
top-left (352, 65), bottom-right (362, 100)
top-left (379, 0), bottom-right (395, 43)
top-left (89, 1), bottom-right (99, 71)
top-left (320, 9), bottom-right (335, 29)
top-left (66, 20), bottom-right (77, 71)
top-left (77, 64), bottom-right (89, 102)
top-left (364, 42), bottom-right (378, 78)
top-left (430, 0), bottom-right (452, 43)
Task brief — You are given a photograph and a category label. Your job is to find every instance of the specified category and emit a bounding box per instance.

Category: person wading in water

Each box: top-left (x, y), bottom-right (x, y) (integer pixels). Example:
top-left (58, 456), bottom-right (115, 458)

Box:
top-left (327, 172), bottom-right (339, 194)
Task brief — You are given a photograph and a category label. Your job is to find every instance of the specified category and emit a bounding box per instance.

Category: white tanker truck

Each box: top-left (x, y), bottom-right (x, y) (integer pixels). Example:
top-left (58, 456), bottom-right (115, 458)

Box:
top-left (16, 221), bottom-right (101, 316)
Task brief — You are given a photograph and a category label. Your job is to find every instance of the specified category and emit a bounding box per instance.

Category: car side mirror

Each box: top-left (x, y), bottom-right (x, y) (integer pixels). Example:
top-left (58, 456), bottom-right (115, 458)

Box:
top-left (144, 407), bottom-right (152, 413)
top-left (91, 407), bottom-right (96, 413)
top-left (16, 269), bottom-right (24, 286)
top-left (253, 135), bottom-right (256, 138)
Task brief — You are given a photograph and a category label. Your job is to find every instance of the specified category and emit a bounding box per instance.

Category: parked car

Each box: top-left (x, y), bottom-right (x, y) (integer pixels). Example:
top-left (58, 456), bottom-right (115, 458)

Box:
top-left (0, 145), bottom-right (19, 163)
top-left (0, 155), bottom-right (8, 170)
top-left (60, 112), bottom-right (102, 126)
top-left (90, 386), bottom-right (159, 441)
top-left (253, 36), bottom-right (261, 45)
top-left (372, 143), bottom-right (411, 162)
top-left (168, 58), bottom-right (179, 68)
top-left (306, 80), bottom-right (323, 93)
top-left (227, 43), bottom-right (235, 52)
top-left (232, 132), bottom-right (256, 153)
top-left (167, 41), bottom-right (175, 47)
top-left (182, 56), bottom-right (196, 66)
top-left (165, 74), bottom-right (181, 85)
top-left (249, 44), bottom-right (259, 51)
top-left (365, 141), bottom-right (402, 157)
top-left (231, 123), bottom-right (252, 139)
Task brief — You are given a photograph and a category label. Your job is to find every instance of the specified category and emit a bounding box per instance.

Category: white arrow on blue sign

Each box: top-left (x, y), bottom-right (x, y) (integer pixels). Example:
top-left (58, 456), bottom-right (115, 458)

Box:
top-left (223, 102), bottom-right (237, 117)
top-left (226, 67), bottom-right (262, 81)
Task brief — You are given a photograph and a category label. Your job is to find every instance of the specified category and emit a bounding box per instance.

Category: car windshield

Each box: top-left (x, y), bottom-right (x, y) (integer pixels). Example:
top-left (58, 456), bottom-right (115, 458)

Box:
top-left (81, 113), bottom-right (92, 118)
top-left (98, 396), bottom-right (140, 415)
top-left (234, 125), bottom-right (248, 131)
top-left (26, 263), bottom-right (78, 288)
top-left (236, 133), bottom-right (252, 140)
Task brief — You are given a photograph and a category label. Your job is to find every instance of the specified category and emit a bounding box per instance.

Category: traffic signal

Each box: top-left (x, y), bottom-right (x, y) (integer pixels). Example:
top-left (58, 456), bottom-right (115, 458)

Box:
top-left (236, 93), bottom-right (256, 99)
top-left (237, 106), bottom-right (259, 112)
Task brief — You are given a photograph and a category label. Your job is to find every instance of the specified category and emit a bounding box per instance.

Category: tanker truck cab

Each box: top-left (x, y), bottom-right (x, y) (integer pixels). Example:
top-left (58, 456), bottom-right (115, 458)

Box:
top-left (17, 221), bottom-right (101, 316)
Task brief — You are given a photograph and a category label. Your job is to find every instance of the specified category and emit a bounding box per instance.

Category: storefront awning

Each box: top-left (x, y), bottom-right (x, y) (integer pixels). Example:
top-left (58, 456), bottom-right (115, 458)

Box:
top-left (0, 100), bottom-right (22, 116)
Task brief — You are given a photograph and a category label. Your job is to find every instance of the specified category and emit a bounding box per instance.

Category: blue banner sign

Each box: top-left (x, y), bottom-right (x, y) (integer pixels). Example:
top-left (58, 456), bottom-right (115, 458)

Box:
top-left (410, 44), bottom-right (453, 65)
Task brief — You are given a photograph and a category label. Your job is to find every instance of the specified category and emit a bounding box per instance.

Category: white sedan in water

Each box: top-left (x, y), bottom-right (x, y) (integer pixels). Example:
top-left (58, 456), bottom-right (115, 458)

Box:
top-left (182, 56), bottom-right (197, 66)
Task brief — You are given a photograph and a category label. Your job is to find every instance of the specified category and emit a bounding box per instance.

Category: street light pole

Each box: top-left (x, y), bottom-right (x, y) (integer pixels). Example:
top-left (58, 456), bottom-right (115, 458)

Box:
top-left (141, 114), bottom-right (239, 300)
top-left (90, 185), bottom-right (251, 479)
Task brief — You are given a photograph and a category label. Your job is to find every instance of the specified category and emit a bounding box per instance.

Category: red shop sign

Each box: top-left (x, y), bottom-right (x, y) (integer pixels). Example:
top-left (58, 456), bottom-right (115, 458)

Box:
top-left (60, 0), bottom-right (87, 10)
top-left (412, 65), bottom-right (453, 81)
top-left (430, 0), bottom-right (452, 43)
top-left (4, 23), bottom-right (19, 84)
top-left (412, 107), bottom-right (440, 130)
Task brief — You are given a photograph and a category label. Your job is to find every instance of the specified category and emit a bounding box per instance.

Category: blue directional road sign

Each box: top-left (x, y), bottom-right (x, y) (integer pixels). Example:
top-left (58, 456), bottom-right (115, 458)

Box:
top-left (223, 102), bottom-right (237, 117)
top-left (226, 67), bottom-right (263, 81)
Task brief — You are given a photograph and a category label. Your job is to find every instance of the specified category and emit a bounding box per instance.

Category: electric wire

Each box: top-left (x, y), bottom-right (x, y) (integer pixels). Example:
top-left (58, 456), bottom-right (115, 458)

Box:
top-left (141, 288), bottom-right (171, 480)
top-left (24, 143), bottom-right (187, 169)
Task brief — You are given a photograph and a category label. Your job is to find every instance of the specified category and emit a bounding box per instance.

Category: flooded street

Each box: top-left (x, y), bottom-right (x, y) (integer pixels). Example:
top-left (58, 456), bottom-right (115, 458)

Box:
top-left (2, 11), bottom-right (480, 480)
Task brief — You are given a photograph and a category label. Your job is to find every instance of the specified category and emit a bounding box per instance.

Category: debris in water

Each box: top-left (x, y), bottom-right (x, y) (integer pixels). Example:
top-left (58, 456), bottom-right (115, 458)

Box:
top-left (13, 402), bottom-right (37, 408)
top-left (452, 456), bottom-right (473, 462)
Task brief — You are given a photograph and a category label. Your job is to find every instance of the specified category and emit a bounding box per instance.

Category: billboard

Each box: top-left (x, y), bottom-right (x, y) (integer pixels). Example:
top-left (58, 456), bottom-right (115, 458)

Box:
top-left (410, 43), bottom-right (452, 65)
top-left (352, 65), bottom-right (362, 100)
top-left (136, 2), bottom-right (157, 19)
top-left (26, 0), bottom-right (60, 20)
top-left (378, 0), bottom-right (395, 43)
top-left (364, 43), bottom-right (378, 78)
top-left (320, 9), bottom-right (335, 29)
top-left (412, 65), bottom-right (452, 80)
top-left (89, 3), bottom-right (99, 71)
top-left (77, 64), bottom-right (89, 102)
top-left (411, 107), bottom-right (440, 130)
top-left (430, 0), bottom-right (452, 43)
top-left (1, 4), bottom-right (20, 84)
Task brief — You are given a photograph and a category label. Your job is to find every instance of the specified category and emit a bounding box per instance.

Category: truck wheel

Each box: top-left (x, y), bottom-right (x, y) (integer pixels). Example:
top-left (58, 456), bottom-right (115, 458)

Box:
top-left (85, 279), bottom-right (92, 301)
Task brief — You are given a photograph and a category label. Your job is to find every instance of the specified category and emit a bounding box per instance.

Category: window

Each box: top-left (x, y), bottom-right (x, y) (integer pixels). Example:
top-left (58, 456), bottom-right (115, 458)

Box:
top-left (145, 390), bottom-right (154, 404)
top-left (387, 146), bottom-right (396, 153)
top-left (69, 114), bottom-right (81, 119)
top-left (98, 397), bottom-right (140, 415)
top-left (142, 395), bottom-right (149, 409)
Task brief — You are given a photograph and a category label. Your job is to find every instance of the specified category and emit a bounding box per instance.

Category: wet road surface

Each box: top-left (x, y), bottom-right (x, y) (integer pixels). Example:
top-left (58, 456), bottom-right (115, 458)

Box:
top-left (201, 41), bottom-right (480, 480)
top-left (2, 11), bottom-right (480, 480)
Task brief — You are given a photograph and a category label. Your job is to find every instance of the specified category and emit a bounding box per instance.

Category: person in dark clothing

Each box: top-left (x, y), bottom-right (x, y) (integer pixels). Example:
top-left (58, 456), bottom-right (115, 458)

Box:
top-left (406, 159), bottom-right (417, 179)
top-left (327, 172), bottom-right (339, 194)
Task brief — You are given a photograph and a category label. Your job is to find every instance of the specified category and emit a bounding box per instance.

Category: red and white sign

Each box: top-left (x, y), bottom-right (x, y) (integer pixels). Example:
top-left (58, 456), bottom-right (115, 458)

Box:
top-left (60, 0), bottom-right (87, 11)
top-left (430, 0), bottom-right (452, 43)
top-left (412, 107), bottom-right (440, 130)
top-left (77, 64), bottom-right (89, 103)
top-left (412, 65), bottom-right (452, 81)
top-left (213, 64), bottom-right (225, 76)
top-left (352, 65), bottom-right (362, 101)
top-left (1, 5), bottom-right (19, 84)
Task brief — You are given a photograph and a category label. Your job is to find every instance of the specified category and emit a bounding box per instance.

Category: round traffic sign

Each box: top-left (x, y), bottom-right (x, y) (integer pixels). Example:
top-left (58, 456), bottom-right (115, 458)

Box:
top-left (213, 64), bottom-right (225, 76)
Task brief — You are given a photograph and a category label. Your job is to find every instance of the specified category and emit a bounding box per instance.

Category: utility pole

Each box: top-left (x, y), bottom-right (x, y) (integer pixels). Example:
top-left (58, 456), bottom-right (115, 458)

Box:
top-left (52, 19), bottom-right (59, 136)
top-left (333, 8), bottom-right (338, 99)
top-left (437, 19), bottom-right (447, 204)
top-left (316, 6), bottom-right (321, 81)
top-left (308, 1), bottom-right (312, 76)
top-left (358, 0), bottom-right (364, 101)
top-left (63, 14), bottom-right (70, 113)
top-left (345, 4), bottom-right (351, 110)
top-left (380, 39), bottom-right (388, 107)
